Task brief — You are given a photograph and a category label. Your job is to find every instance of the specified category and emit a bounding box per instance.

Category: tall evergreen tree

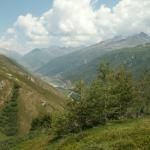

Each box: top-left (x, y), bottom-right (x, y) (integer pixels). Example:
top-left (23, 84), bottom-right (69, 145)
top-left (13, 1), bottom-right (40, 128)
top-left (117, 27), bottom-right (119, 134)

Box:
top-left (139, 70), bottom-right (150, 115)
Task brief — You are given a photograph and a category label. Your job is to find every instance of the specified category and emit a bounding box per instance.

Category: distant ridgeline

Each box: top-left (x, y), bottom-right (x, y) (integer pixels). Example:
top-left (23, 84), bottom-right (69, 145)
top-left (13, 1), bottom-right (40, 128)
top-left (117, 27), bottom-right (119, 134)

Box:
top-left (36, 33), bottom-right (150, 83)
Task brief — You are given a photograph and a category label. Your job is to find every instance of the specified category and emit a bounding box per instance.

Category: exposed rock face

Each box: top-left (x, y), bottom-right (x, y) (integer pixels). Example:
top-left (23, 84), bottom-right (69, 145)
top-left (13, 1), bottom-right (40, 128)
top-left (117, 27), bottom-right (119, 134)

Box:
top-left (0, 100), bottom-right (4, 106)
top-left (41, 100), bottom-right (47, 107)
top-left (27, 76), bottom-right (35, 83)
top-left (0, 80), bottom-right (6, 90)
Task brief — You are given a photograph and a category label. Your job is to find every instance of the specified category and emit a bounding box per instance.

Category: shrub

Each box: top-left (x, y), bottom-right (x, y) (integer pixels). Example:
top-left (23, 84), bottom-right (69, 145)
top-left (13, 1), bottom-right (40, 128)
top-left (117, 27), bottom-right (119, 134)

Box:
top-left (30, 114), bottom-right (51, 131)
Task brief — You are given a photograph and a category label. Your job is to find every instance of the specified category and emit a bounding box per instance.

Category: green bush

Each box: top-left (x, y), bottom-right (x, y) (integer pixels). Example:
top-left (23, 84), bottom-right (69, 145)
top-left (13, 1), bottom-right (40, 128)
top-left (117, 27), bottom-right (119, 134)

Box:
top-left (30, 114), bottom-right (51, 131)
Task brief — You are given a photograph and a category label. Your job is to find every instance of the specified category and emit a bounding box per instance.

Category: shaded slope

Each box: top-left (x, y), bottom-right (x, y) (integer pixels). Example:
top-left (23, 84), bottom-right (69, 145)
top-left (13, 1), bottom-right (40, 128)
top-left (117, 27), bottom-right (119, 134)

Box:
top-left (22, 47), bottom-right (78, 71)
top-left (70, 43), bottom-right (150, 81)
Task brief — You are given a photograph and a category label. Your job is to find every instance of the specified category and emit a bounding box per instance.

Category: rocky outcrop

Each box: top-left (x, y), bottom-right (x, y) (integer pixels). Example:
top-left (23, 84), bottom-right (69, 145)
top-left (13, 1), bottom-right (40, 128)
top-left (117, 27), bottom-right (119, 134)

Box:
top-left (0, 80), bottom-right (6, 90)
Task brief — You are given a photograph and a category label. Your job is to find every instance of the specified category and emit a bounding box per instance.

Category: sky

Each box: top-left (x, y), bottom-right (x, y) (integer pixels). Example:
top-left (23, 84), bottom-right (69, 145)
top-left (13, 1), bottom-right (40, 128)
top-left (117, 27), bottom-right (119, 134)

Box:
top-left (0, 0), bottom-right (150, 53)
top-left (0, 0), bottom-right (119, 34)
top-left (0, 0), bottom-right (53, 34)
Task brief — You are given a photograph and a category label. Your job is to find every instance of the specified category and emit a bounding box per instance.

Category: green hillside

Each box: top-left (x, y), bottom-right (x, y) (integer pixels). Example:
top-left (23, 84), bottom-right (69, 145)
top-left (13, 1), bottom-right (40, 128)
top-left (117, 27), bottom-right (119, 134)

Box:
top-left (0, 55), bottom-right (150, 150)
top-left (37, 34), bottom-right (150, 83)
top-left (0, 55), bottom-right (65, 135)
top-left (59, 43), bottom-right (150, 82)
top-left (8, 118), bottom-right (150, 150)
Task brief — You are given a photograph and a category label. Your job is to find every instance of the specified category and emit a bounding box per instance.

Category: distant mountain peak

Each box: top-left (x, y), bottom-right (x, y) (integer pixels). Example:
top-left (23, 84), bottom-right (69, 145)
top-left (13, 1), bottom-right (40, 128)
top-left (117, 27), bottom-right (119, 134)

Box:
top-left (131, 32), bottom-right (149, 38)
top-left (138, 32), bottom-right (149, 38)
top-left (110, 35), bottom-right (126, 42)
top-left (101, 32), bottom-right (149, 45)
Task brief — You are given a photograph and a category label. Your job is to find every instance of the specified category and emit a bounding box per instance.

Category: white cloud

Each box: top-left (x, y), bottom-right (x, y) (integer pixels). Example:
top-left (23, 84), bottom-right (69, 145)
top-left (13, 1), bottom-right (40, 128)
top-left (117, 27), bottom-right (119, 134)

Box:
top-left (40, 0), bottom-right (97, 47)
top-left (0, 0), bottom-right (150, 53)
top-left (114, 0), bottom-right (150, 35)
top-left (0, 14), bottom-right (51, 53)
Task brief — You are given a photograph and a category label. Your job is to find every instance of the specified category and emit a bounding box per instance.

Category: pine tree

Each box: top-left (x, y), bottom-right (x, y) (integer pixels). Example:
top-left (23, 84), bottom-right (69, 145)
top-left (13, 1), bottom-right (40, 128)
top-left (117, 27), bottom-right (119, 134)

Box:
top-left (139, 70), bottom-right (150, 115)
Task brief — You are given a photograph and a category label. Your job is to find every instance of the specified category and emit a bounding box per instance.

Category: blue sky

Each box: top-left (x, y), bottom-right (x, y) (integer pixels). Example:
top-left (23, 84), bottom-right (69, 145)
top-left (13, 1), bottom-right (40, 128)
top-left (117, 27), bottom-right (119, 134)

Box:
top-left (92, 0), bottom-right (119, 9)
top-left (0, 0), bottom-right (53, 34)
top-left (0, 0), bottom-right (119, 34)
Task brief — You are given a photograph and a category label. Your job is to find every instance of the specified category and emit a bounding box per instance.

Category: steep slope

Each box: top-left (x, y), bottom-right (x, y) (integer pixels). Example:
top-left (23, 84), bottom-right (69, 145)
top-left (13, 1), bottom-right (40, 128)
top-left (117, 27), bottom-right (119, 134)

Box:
top-left (66, 43), bottom-right (150, 81)
top-left (37, 33), bottom-right (150, 81)
top-left (0, 55), bottom-right (65, 135)
top-left (22, 47), bottom-right (79, 71)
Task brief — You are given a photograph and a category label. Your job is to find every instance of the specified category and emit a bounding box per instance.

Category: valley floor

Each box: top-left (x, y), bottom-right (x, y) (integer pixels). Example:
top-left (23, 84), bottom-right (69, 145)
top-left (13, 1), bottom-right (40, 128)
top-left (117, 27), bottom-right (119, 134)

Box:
top-left (3, 117), bottom-right (149, 150)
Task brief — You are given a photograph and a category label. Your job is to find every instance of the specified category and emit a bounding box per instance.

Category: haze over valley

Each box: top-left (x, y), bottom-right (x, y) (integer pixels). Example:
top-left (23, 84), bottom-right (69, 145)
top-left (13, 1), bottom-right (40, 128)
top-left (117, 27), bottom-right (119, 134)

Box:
top-left (0, 0), bottom-right (150, 149)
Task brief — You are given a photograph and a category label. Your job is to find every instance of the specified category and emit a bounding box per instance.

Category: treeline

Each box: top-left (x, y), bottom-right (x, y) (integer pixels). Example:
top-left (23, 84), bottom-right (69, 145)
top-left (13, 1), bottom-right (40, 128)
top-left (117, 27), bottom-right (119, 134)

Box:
top-left (0, 84), bottom-right (20, 136)
top-left (53, 63), bottom-right (150, 136)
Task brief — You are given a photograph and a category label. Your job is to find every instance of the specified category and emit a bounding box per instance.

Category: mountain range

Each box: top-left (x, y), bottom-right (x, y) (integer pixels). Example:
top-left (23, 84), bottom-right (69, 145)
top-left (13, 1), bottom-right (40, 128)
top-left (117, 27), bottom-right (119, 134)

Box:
top-left (36, 32), bottom-right (150, 82)
top-left (22, 47), bottom-right (79, 71)
top-left (0, 32), bottom-right (150, 85)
